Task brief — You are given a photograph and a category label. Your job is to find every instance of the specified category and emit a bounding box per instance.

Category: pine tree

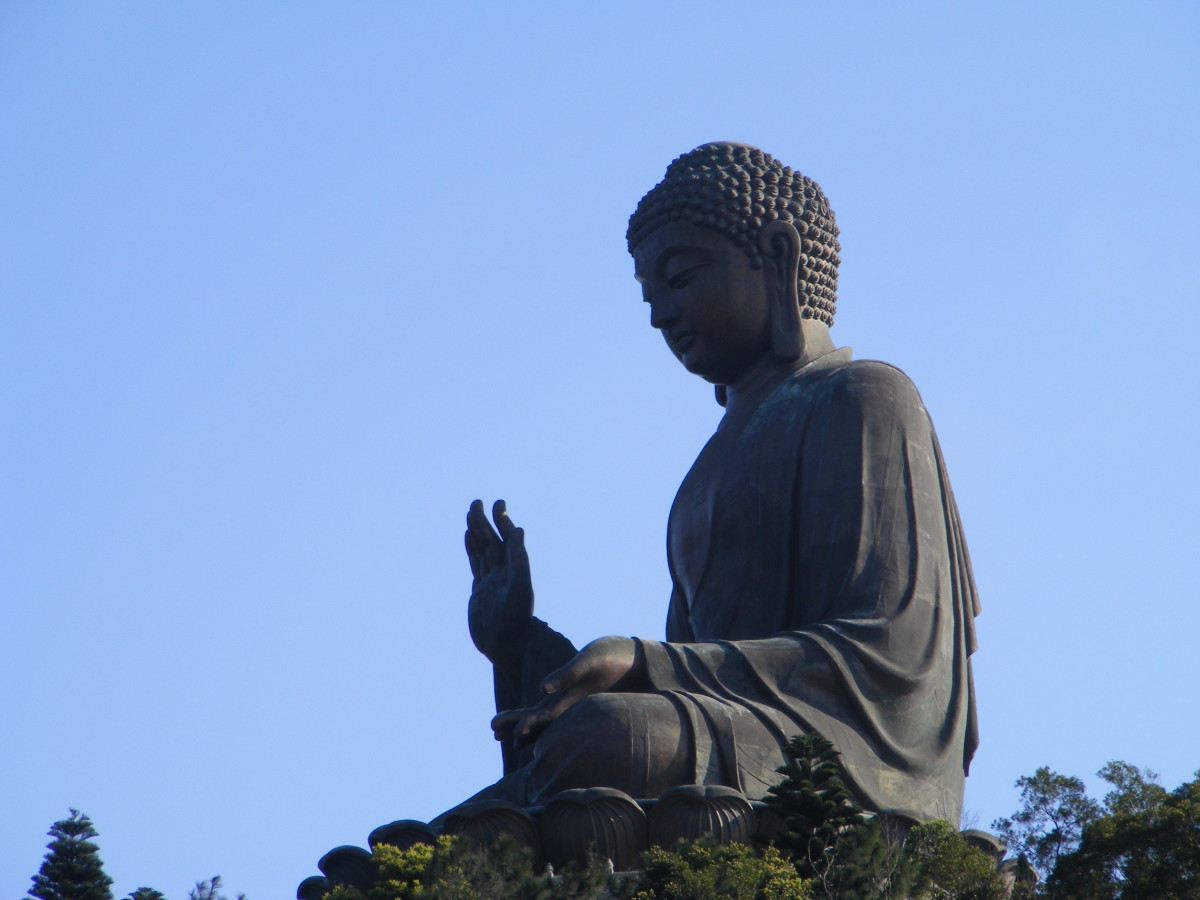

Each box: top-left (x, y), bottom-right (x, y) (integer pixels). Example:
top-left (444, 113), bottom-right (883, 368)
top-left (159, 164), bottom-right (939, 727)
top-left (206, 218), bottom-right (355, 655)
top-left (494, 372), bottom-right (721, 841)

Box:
top-left (761, 733), bottom-right (867, 888)
top-left (27, 809), bottom-right (114, 900)
top-left (188, 876), bottom-right (245, 900)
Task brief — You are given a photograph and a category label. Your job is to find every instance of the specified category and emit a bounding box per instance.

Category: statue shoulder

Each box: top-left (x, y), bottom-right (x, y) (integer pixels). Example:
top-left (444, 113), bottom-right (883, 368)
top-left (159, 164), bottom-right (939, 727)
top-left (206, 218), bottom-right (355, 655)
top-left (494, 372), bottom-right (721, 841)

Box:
top-left (816, 358), bottom-right (924, 407)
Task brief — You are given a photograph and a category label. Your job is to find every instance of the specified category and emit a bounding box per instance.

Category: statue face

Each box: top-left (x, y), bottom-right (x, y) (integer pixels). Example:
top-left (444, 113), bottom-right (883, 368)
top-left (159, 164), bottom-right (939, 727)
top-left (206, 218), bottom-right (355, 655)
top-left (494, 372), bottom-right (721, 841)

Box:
top-left (633, 221), bottom-right (773, 386)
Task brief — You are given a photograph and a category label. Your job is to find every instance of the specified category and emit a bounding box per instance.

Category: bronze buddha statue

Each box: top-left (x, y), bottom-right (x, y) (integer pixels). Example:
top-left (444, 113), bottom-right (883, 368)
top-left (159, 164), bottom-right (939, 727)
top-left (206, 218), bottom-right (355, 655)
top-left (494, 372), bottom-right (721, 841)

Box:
top-left (462, 142), bottom-right (979, 825)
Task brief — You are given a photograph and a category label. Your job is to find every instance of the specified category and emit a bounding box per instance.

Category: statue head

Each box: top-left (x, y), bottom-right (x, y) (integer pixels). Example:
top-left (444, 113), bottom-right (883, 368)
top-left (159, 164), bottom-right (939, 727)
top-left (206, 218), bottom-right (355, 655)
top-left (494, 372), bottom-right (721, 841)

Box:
top-left (627, 142), bottom-right (840, 327)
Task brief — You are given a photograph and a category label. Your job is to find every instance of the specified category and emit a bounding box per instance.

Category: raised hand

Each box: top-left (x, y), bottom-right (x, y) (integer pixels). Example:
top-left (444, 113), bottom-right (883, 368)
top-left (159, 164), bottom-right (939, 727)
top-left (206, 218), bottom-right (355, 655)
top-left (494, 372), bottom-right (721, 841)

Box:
top-left (465, 499), bottom-right (534, 666)
top-left (491, 636), bottom-right (645, 747)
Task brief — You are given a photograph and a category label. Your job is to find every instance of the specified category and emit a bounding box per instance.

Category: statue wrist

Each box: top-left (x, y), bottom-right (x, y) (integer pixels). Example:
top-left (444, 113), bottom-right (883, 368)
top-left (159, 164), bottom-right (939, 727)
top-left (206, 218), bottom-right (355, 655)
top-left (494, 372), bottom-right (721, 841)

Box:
top-left (488, 619), bottom-right (533, 668)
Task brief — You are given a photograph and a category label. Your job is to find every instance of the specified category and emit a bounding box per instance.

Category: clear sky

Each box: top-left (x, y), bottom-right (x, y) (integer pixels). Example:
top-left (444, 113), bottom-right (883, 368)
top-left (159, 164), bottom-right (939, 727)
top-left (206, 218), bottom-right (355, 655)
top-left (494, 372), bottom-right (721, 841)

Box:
top-left (2, 3), bottom-right (1197, 898)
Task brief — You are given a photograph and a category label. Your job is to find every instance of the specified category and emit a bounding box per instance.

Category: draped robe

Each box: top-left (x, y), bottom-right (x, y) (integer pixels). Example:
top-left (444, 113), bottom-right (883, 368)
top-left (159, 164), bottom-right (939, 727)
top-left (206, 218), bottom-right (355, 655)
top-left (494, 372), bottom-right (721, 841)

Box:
top-left (492, 348), bottom-right (979, 824)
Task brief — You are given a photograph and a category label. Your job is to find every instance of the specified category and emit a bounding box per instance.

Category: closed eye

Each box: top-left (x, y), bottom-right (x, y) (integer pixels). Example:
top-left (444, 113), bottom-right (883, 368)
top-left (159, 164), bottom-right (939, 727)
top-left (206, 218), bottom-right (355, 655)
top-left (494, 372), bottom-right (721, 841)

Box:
top-left (668, 263), bottom-right (709, 289)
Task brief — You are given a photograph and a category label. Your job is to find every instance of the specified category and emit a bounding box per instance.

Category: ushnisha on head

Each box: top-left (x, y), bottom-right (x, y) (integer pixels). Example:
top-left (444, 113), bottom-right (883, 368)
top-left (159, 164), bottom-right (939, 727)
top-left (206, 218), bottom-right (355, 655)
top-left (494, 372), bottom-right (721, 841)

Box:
top-left (627, 142), bottom-right (840, 326)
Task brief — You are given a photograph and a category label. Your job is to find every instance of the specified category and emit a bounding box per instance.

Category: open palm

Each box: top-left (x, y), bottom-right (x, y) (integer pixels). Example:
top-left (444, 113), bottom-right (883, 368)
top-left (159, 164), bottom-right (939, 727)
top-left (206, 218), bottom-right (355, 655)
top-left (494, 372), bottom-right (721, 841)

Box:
top-left (465, 499), bottom-right (534, 665)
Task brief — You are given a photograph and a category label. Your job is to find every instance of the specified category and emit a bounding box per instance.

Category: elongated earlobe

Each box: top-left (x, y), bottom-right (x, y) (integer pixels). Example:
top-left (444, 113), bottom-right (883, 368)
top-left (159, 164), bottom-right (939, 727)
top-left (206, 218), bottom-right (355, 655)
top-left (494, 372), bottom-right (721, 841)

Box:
top-left (758, 220), bottom-right (803, 361)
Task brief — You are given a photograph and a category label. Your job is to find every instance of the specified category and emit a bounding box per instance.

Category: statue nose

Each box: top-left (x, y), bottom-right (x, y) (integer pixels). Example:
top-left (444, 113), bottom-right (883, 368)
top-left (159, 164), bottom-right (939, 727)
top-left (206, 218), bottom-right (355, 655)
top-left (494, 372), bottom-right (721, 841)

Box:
top-left (649, 298), bottom-right (679, 329)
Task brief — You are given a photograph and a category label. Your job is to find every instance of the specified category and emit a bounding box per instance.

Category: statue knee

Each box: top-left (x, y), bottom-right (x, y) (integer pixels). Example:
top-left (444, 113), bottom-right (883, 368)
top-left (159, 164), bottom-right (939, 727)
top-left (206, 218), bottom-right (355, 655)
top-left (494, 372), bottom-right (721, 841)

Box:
top-left (565, 692), bottom-right (640, 729)
top-left (526, 693), bottom-right (689, 802)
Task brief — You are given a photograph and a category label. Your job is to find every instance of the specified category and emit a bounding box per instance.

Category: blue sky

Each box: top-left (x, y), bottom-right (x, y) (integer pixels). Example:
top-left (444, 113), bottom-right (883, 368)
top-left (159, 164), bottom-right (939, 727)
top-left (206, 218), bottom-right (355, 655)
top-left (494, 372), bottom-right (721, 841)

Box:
top-left (2, 3), bottom-right (1197, 897)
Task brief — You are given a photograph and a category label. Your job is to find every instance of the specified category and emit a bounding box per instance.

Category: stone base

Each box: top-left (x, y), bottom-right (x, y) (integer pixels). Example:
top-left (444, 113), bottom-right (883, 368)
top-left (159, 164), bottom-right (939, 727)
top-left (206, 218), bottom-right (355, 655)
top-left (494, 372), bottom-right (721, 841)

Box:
top-left (298, 785), bottom-right (1021, 898)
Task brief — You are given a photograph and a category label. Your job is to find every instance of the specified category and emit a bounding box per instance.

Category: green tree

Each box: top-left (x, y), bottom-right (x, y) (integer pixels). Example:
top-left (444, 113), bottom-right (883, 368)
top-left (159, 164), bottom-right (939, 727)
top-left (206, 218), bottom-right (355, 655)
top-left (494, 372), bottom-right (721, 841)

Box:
top-left (819, 817), bottom-right (1005, 900)
top-left (630, 840), bottom-right (810, 900)
top-left (126, 890), bottom-right (166, 900)
top-left (904, 821), bottom-right (1006, 900)
top-left (188, 876), bottom-right (245, 900)
top-left (1095, 762), bottom-right (1168, 818)
top-left (826, 818), bottom-right (917, 900)
top-left (992, 767), bottom-right (1101, 880)
top-left (1046, 770), bottom-right (1200, 900)
top-left (761, 734), bottom-right (866, 888)
top-left (27, 809), bottom-right (114, 900)
top-left (548, 853), bottom-right (615, 900)
top-left (323, 834), bottom-right (555, 900)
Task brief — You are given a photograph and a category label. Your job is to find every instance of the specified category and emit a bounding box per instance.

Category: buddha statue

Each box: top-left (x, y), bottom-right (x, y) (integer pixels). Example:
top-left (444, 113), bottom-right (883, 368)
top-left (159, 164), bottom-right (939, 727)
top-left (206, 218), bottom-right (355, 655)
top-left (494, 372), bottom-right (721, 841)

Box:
top-left (461, 142), bottom-right (979, 825)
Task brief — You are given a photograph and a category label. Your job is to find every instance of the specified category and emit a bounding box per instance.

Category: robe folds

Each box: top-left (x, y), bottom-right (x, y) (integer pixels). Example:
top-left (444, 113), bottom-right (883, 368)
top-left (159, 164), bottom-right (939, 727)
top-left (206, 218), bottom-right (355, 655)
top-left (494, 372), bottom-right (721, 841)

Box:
top-left (637, 348), bottom-right (980, 824)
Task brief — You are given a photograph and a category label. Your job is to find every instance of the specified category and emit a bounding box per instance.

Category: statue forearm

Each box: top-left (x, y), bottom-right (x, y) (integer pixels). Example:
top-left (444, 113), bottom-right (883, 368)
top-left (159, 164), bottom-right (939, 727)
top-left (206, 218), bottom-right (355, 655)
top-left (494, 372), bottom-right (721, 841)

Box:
top-left (492, 617), bottom-right (577, 714)
top-left (490, 617), bottom-right (576, 775)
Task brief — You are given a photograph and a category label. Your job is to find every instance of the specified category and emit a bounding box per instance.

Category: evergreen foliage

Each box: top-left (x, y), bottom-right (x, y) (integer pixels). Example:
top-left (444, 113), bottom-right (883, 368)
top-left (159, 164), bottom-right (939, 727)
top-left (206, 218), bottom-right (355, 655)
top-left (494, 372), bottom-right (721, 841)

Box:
top-left (27, 809), bottom-right (114, 900)
top-left (321, 834), bottom-right (595, 900)
top-left (820, 818), bottom-right (915, 900)
top-left (313, 822), bottom-right (1013, 900)
top-left (316, 836), bottom-right (814, 900)
top-left (991, 766), bottom-right (1101, 879)
top-left (903, 821), bottom-right (1006, 900)
top-left (34, 758), bottom-right (1193, 900)
top-left (760, 734), bottom-right (865, 886)
top-left (1096, 762), bottom-right (1169, 819)
top-left (752, 733), bottom-right (1002, 899)
top-left (791, 816), bottom-right (1005, 900)
top-left (551, 853), bottom-right (618, 900)
top-left (992, 762), bottom-right (1200, 898)
top-left (1045, 770), bottom-right (1200, 900)
top-left (188, 876), bottom-right (246, 900)
top-left (630, 840), bottom-right (810, 900)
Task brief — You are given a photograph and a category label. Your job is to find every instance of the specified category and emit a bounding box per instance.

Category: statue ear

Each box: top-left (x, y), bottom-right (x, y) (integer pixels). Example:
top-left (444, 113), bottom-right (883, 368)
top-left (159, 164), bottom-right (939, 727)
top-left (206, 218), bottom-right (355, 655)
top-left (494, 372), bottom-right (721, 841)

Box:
top-left (757, 219), bottom-right (803, 362)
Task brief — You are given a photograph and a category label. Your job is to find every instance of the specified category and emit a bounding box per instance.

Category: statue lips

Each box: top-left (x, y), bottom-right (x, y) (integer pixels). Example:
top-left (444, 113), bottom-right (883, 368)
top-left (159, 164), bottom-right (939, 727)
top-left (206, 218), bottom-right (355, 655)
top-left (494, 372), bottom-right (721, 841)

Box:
top-left (666, 330), bottom-right (698, 356)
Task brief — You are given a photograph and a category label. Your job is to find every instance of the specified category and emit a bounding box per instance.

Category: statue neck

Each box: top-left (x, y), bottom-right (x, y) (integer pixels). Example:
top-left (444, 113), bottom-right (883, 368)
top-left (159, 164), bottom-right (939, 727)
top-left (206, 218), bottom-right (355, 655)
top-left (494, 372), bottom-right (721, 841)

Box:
top-left (722, 321), bottom-right (836, 416)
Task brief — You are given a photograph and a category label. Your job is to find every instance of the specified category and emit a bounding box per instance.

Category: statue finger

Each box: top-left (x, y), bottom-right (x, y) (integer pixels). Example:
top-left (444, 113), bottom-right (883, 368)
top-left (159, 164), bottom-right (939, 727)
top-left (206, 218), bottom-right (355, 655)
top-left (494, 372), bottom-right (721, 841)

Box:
top-left (514, 708), bottom-right (555, 748)
top-left (514, 689), bottom-right (584, 748)
top-left (465, 530), bottom-right (483, 579)
top-left (468, 499), bottom-right (502, 546)
top-left (468, 499), bottom-right (504, 568)
top-left (491, 708), bottom-right (527, 741)
top-left (465, 529), bottom-right (493, 578)
top-left (541, 653), bottom-right (585, 696)
top-left (508, 527), bottom-right (528, 572)
top-left (493, 499), bottom-right (518, 541)
top-left (467, 498), bottom-right (485, 529)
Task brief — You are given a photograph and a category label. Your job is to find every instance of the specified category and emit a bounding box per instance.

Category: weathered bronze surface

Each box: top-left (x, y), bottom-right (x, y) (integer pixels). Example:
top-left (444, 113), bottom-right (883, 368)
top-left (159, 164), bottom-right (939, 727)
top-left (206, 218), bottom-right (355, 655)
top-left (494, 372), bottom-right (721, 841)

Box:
top-left (297, 143), bottom-right (984, 896)
top-left (462, 143), bottom-right (980, 826)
